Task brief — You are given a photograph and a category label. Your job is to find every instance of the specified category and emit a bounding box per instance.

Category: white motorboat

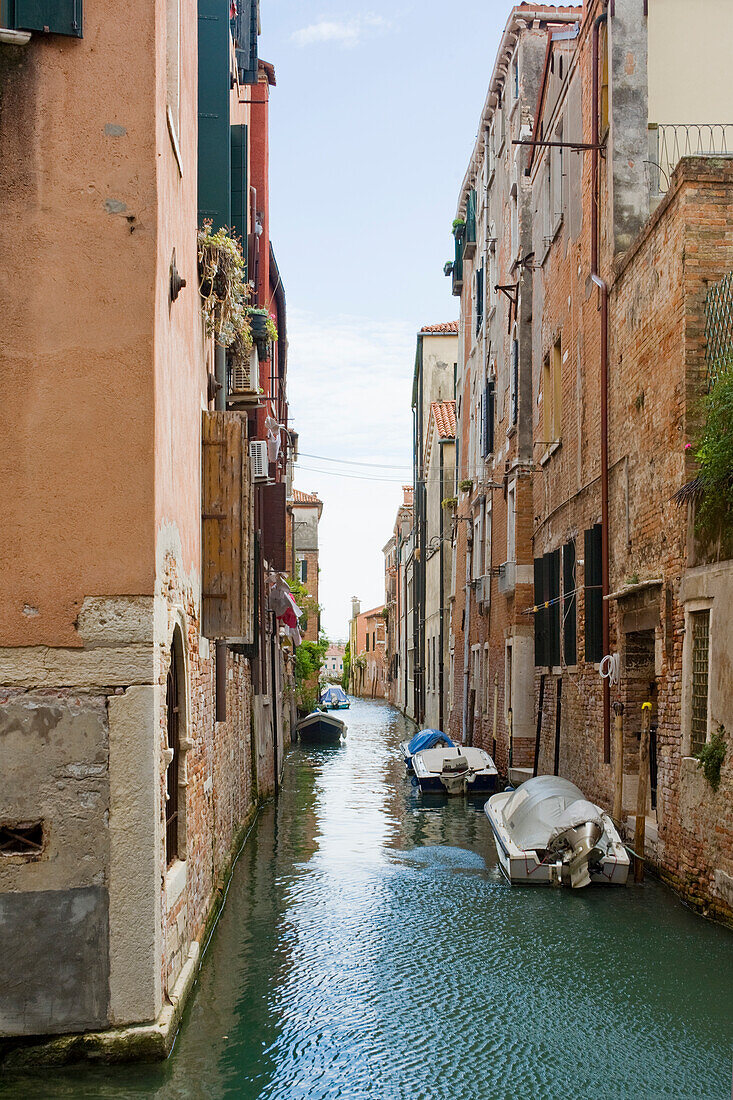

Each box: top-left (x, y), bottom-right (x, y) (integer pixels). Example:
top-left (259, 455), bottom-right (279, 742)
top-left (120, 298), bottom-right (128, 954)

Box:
top-left (412, 745), bottom-right (498, 795)
top-left (485, 775), bottom-right (629, 888)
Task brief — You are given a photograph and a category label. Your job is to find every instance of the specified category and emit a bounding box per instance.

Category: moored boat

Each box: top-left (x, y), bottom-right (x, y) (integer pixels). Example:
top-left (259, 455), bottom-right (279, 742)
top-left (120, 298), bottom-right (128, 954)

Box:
top-left (400, 728), bottom-right (455, 771)
top-left (319, 685), bottom-right (350, 710)
top-left (296, 710), bottom-right (346, 744)
top-left (412, 745), bottom-right (498, 795)
top-left (484, 775), bottom-right (629, 889)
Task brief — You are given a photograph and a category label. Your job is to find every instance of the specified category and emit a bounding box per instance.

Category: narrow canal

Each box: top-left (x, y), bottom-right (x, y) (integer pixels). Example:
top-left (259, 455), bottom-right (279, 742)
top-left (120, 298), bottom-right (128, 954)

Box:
top-left (3, 699), bottom-right (732, 1099)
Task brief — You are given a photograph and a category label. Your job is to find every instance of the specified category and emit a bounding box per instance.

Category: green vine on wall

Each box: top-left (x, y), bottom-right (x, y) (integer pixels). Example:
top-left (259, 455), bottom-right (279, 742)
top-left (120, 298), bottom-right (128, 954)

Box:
top-left (695, 726), bottom-right (727, 792)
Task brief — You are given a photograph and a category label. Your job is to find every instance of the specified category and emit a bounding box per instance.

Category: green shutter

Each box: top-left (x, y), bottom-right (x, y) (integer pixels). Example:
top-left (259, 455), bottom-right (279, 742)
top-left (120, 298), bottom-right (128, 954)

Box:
top-left (198, 0), bottom-right (231, 228)
top-left (584, 525), bottom-right (603, 663)
top-left (232, 0), bottom-right (258, 84)
top-left (13, 0), bottom-right (82, 37)
top-left (230, 123), bottom-right (248, 276)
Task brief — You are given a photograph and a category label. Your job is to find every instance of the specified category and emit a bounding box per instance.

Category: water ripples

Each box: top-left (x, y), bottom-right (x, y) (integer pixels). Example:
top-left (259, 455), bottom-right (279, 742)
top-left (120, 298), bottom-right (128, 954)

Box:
top-left (2, 698), bottom-right (732, 1100)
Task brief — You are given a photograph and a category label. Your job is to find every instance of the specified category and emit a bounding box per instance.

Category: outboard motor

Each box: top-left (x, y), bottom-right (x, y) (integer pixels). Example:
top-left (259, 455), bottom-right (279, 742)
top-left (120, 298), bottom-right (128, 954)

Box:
top-left (440, 754), bottom-right (471, 795)
top-left (547, 800), bottom-right (604, 888)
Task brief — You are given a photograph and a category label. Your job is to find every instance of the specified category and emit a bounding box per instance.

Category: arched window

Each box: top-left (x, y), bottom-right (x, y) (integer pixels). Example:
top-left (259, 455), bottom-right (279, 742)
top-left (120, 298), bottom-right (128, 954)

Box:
top-left (165, 629), bottom-right (186, 866)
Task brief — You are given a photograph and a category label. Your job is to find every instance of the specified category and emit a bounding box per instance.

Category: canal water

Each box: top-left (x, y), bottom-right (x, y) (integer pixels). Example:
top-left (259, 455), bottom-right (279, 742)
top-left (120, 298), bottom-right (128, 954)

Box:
top-left (2, 698), bottom-right (732, 1099)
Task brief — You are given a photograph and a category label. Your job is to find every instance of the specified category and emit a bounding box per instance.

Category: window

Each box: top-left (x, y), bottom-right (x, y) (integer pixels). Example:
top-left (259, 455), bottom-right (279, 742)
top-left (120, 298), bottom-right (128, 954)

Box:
top-left (496, 91), bottom-right (505, 151)
top-left (584, 524), bottom-right (603, 663)
top-left (481, 376), bottom-right (495, 457)
top-left (552, 120), bottom-right (564, 225)
top-left (506, 483), bottom-right (516, 565)
top-left (512, 56), bottom-right (519, 103)
top-left (165, 642), bottom-right (181, 867)
top-left (563, 540), bottom-right (577, 665)
top-left (484, 498), bottom-right (492, 576)
top-left (0, 822), bottom-right (44, 859)
top-left (475, 264), bottom-right (484, 335)
top-left (510, 183), bottom-right (519, 260)
top-left (510, 332), bottom-right (519, 427)
top-left (297, 557), bottom-right (308, 583)
top-left (472, 511), bottom-right (483, 581)
top-left (542, 336), bottom-right (562, 443)
top-left (690, 610), bottom-right (710, 755)
top-left (366, 633), bottom-right (370, 652)
top-left (4, 0), bottom-right (83, 36)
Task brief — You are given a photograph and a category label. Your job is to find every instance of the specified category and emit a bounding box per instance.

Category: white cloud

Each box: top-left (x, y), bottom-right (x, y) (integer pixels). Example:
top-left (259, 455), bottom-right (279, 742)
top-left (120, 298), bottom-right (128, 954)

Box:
top-left (286, 309), bottom-right (416, 639)
top-left (290, 14), bottom-right (390, 49)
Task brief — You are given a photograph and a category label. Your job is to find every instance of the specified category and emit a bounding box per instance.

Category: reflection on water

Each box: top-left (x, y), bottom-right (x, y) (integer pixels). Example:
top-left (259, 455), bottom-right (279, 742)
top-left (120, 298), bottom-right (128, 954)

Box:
top-left (2, 699), bottom-right (732, 1099)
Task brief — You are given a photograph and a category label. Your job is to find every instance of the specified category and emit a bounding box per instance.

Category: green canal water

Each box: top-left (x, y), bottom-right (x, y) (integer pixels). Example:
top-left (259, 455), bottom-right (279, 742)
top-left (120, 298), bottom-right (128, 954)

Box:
top-left (2, 699), bottom-right (732, 1099)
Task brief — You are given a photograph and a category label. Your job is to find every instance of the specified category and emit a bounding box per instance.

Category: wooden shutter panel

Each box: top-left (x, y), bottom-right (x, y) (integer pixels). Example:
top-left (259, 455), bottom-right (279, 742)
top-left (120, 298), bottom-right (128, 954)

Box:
top-left (563, 540), bottom-right (577, 666)
top-left (534, 557), bottom-right (546, 667)
top-left (261, 482), bottom-right (287, 571)
top-left (233, 0), bottom-right (258, 84)
top-left (13, 0), bottom-right (82, 36)
top-left (198, 0), bottom-right (231, 226)
top-left (487, 379), bottom-right (495, 454)
top-left (202, 411), bottom-right (253, 641)
top-left (230, 124), bottom-right (248, 278)
top-left (584, 524), bottom-right (603, 662)
top-left (547, 549), bottom-right (561, 667)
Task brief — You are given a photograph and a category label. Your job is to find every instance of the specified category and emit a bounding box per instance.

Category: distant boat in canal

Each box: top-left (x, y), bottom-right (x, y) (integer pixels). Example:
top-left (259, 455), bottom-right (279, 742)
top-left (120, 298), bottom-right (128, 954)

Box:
top-left (296, 709), bottom-right (346, 744)
top-left (401, 728), bottom-right (455, 771)
top-left (319, 684), bottom-right (350, 709)
top-left (412, 745), bottom-right (499, 795)
top-left (485, 775), bottom-right (630, 889)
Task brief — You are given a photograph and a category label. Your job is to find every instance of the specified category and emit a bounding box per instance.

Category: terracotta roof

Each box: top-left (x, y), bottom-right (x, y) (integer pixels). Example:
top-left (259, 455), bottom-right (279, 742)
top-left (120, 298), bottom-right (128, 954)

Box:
top-left (292, 489), bottom-right (321, 504)
top-left (420, 321), bottom-right (459, 334)
top-left (431, 400), bottom-right (456, 439)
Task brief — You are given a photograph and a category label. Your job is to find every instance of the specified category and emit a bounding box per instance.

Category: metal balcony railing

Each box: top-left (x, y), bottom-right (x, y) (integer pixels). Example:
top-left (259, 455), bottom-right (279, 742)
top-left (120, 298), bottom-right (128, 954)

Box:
top-left (648, 123), bottom-right (733, 196)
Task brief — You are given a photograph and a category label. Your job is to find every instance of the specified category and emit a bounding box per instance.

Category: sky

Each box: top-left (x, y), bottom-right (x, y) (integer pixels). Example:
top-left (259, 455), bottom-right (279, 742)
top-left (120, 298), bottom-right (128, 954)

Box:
top-left (258, 1), bottom-right (518, 640)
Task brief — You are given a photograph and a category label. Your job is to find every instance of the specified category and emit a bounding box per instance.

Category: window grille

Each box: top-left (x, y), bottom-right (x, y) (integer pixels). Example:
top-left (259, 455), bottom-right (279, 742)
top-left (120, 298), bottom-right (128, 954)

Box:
top-left (690, 610), bottom-right (710, 756)
top-left (704, 271), bottom-right (733, 390)
top-left (0, 822), bottom-right (44, 858)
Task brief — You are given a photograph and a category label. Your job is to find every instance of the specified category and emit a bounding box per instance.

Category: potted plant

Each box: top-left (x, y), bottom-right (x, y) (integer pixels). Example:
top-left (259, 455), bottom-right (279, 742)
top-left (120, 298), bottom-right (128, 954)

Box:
top-left (197, 222), bottom-right (252, 350)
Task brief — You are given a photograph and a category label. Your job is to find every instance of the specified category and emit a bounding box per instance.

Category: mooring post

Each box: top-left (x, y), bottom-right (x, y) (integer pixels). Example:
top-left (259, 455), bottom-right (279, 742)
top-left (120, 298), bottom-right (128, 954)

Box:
top-left (492, 672), bottom-right (498, 760)
top-left (612, 701), bottom-right (625, 824)
top-left (533, 673), bottom-right (545, 778)
top-left (634, 702), bottom-right (652, 883)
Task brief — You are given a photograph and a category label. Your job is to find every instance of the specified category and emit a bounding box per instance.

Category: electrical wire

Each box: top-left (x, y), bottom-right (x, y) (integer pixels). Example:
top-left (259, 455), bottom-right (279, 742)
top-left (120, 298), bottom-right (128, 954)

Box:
top-left (298, 451), bottom-right (412, 470)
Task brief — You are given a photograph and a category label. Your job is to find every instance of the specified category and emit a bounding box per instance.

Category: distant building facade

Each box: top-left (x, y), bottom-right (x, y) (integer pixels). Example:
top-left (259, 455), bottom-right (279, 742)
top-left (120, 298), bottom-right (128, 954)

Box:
top-left (348, 600), bottom-right (387, 699)
top-left (288, 489), bottom-right (322, 642)
top-left (324, 644), bottom-right (345, 681)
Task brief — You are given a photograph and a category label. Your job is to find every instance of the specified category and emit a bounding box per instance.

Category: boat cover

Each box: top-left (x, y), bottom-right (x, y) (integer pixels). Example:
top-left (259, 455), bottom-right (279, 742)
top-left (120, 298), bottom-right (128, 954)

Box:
top-left (407, 729), bottom-right (454, 755)
top-left (320, 685), bottom-right (348, 705)
top-left (547, 800), bottom-right (603, 845)
top-left (501, 776), bottom-right (596, 851)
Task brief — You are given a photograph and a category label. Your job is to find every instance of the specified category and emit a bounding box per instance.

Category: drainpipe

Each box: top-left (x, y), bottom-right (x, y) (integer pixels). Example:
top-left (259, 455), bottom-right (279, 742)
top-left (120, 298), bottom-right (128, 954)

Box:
top-left (592, 7), bottom-right (611, 764)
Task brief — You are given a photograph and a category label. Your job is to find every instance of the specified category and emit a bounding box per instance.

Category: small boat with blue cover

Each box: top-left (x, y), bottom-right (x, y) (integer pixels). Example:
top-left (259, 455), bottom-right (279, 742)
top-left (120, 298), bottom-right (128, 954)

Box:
top-left (400, 728), bottom-right (455, 772)
top-left (319, 685), bottom-right (350, 710)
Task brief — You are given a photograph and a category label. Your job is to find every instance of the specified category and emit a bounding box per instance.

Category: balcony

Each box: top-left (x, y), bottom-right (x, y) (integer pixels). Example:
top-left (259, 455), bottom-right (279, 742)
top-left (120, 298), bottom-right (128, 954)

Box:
top-left (648, 123), bottom-right (733, 199)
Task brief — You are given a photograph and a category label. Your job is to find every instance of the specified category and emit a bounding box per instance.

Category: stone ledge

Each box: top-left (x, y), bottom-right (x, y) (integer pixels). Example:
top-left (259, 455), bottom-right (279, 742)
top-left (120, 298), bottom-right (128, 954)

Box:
top-left (0, 942), bottom-right (199, 1068)
top-left (0, 646), bottom-right (154, 688)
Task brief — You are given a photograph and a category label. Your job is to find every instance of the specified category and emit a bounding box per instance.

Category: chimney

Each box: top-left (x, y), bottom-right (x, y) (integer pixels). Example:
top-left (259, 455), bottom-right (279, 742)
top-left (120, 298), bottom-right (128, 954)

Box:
top-left (402, 484), bottom-right (413, 507)
top-left (351, 597), bottom-right (361, 620)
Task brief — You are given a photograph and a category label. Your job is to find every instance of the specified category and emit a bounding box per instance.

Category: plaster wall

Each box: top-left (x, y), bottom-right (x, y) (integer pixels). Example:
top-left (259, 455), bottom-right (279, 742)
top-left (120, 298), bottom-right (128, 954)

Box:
top-left (0, 3), bottom-right (159, 648)
top-left (647, 0), bottom-right (733, 124)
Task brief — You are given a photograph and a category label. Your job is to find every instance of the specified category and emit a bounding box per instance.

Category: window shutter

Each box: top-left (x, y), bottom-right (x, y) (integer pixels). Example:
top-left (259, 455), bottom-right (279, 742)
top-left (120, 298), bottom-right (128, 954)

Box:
top-left (563, 540), bottom-right (577, 666)
top-left (198, 0), bottom-right (231, 226)
top-left (202, 411), bottom-right (253, 641)
top-left (13, 0), bottom-right (83, 37)
top-left (301, 557), bottom-right (308, 582)
top-left (487, 379), bottom-right (495, 454)
top-left (232, 0), bottom-right (258, 85)
top-left (510, 339), bottom-right (519, 425)
top-left (230, 124), bottom-right (248, 278)
top-left (534, 557), bottom-right (546, 667)
top-left (584, 524), bottom-right (603, 662)
top-left (261, 482), bottom-right (286, 571)
top-left (547, 549), bottom-right (561, 667)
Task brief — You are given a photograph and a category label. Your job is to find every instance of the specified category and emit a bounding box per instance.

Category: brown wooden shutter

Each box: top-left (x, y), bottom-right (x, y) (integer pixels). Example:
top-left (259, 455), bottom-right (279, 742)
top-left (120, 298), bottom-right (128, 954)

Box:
top-left (202, 411), bottom-right (253, 641)
top-left (260, 482), bottom-right (287, 571)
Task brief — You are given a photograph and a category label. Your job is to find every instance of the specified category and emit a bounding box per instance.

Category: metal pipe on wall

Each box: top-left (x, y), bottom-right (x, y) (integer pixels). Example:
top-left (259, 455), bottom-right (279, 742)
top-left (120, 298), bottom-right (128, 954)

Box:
top-left (592, 7), bottom-right (611, 765)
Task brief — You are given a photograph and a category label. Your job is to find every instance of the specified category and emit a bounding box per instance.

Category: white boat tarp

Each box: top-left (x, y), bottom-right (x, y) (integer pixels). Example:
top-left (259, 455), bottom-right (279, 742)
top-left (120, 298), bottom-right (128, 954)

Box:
top-left (501, 775), bottom-right (600, 851)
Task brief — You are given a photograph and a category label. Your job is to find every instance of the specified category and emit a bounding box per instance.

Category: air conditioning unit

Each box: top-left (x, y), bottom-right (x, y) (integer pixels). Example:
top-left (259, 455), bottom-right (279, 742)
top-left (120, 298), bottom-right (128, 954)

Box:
top-left (230, 345), bottom-right (258, 395)
top-left (249, 440), bottom-right (269, 481)
top-left (498, 561), bottom-right (516, 596)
